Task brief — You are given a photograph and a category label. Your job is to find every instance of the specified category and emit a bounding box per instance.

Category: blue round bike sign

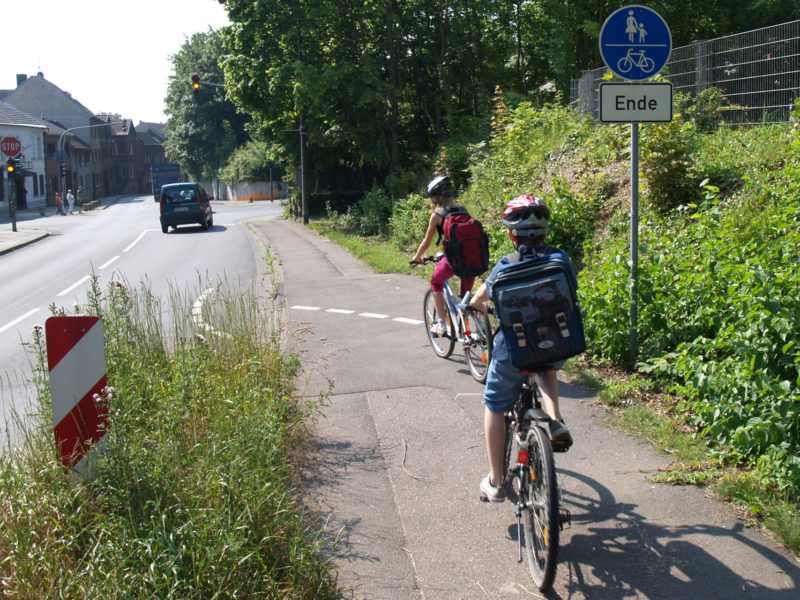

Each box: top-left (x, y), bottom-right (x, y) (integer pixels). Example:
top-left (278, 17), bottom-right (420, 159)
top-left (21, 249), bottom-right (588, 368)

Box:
top-left (599, 5), bottom-right (671, 80)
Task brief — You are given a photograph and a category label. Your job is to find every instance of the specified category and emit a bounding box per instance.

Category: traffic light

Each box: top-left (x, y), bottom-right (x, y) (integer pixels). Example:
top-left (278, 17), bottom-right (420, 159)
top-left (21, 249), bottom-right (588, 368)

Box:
top-left (59, 164), bottom-right (66, 178)
top-left (6, 158), bottom-right (15, 174)
top-left (191, 75), bottom-right (200, 94)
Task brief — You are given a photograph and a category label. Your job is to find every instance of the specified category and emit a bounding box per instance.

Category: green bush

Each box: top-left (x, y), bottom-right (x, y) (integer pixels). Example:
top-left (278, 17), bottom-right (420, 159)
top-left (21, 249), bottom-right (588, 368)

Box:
top-left (640, 116), bottom-right (699, 212)
top-left (389, 193), bottom-right (430, 250)
top-left (358, 186), bottom-right (393, 236)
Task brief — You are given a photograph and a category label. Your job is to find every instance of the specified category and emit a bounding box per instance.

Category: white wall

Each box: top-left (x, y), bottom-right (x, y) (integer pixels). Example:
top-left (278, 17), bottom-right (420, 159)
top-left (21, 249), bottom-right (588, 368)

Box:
top-left (0, 124), bottom-right (48, 208)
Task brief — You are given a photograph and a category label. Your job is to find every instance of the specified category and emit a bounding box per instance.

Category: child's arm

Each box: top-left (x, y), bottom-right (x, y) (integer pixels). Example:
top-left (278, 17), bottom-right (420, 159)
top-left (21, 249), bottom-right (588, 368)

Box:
top-left (411, 212), bottom-right (443, 263)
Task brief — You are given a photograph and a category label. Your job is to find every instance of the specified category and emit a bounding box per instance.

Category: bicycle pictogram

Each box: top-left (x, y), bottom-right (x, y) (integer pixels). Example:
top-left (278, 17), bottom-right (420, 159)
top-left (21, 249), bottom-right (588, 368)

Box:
top-left (616, 48), bottom-right (656, 74)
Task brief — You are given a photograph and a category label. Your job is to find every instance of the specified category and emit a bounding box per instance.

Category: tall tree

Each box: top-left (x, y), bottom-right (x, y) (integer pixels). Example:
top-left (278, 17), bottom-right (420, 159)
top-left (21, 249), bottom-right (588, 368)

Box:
top-left (163, 30), bottom-right (249, 180)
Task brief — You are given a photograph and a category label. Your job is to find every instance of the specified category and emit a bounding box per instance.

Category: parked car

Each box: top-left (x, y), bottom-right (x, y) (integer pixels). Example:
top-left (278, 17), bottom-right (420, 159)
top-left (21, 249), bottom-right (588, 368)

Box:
top-left (159, 182), bottom-right (213, 233)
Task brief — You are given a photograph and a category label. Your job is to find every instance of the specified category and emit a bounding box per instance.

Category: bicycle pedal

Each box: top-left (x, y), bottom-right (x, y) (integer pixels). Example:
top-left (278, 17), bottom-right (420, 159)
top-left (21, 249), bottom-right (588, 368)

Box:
top-left (551, 441), bottom-right (572, 453)
top-left (559, 508), bottom-right (572, 530)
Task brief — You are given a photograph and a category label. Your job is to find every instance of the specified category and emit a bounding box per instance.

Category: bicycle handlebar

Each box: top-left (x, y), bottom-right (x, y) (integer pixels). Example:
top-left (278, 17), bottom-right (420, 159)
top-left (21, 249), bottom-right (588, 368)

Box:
top-left (409, 255), bottom-right (440, 267)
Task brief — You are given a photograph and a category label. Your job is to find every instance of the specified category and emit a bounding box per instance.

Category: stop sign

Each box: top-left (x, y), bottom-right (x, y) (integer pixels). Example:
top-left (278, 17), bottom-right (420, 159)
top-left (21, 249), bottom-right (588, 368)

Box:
top-left (1, 137), bottom-right (21, 157)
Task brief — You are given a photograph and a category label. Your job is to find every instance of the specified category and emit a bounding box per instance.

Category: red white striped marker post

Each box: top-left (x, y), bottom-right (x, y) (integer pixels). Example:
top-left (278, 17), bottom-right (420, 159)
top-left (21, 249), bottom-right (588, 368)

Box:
top-left (45, 316), bottom-right (108, 475)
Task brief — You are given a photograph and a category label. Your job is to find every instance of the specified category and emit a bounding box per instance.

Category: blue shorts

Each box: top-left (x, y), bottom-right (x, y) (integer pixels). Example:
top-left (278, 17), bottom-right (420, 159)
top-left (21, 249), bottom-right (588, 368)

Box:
top-left (483, 333), bottom-right (564, 413)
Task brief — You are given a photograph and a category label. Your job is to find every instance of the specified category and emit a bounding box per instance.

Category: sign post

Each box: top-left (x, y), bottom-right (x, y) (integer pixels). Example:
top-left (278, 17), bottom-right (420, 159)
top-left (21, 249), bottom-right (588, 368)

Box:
top-left (599, 5), bottom-right (672, 365)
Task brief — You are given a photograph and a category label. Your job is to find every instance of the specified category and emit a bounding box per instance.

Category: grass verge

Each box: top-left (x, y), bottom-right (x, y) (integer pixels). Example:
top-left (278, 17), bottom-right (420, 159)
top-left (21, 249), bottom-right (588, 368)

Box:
top-left (0, 273), bottom-right (339, 598)
top-left (593, 372), bottom-right (800, 555)
top-left (310, 222), bottom-right (413, 274)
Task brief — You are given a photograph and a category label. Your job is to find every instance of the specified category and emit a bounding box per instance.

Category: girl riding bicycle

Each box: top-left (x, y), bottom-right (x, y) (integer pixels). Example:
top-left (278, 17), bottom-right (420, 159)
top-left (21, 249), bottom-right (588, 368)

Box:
top-left (469, 195), bottom-right (575, 502)
top-left (411, 175), bottom-right (476, 336)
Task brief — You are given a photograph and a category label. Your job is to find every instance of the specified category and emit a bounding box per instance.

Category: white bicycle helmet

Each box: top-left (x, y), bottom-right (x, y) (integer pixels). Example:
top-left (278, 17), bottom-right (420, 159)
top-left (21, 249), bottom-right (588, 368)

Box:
top-left (426, 175), bottom-right (454, 203)
top-left (502, 194), bottom-right (550, 237)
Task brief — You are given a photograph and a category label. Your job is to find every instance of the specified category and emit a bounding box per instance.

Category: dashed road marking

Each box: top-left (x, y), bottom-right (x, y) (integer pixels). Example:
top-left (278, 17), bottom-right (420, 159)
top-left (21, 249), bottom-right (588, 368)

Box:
top-left (393, 317), bottom-right (424, 325)
top-left (291, 305), bottom-right (422, 325)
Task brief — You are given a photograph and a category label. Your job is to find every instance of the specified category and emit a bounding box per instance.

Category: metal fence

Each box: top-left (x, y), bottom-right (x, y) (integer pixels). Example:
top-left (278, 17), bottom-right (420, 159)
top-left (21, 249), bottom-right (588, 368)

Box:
top-left (571, 20), bottom-right (800, 124)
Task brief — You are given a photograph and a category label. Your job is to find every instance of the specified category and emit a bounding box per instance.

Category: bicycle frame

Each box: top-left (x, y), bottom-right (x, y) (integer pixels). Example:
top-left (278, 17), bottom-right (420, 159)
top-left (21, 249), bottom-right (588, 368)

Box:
top-left (417, 254), bottom-right (492, 382)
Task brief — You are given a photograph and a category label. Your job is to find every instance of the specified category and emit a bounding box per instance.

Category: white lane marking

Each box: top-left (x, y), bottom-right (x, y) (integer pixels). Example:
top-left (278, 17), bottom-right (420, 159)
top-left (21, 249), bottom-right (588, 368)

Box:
top-left (0, 308), bottom-right (40, 335)
top-left (290, 305), bottom-right (419, 325)
top-left (123, 230), bottom-right (149, 253)
top-left (56, 275), bottom-right (91, 297)
top-left (394, 317), bottom-right (424, 325)
top-left (99, 255), bottom-right (120, 270)
top-left (192, 288), bottom-right (233, 339)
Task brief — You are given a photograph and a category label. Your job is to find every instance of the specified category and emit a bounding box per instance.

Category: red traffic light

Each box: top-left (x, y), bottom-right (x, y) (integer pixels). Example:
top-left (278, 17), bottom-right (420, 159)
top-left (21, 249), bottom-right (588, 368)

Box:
top-left (191, 75), bottom-right (200, 90)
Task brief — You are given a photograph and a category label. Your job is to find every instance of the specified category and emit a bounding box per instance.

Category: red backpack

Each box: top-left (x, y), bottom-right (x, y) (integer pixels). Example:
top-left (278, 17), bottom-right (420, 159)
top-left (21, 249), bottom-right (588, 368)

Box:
top-left (441, 206), bottom-right (490, 278)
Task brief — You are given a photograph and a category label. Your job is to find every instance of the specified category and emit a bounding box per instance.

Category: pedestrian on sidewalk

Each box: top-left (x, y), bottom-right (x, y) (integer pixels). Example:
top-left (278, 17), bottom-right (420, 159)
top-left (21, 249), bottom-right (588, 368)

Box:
top-left (55, 193), bottom-right (65, 216)
top-left (66, 189), bottom-right (75, 214)
top-left (76, 186), bottom-right (84, 214)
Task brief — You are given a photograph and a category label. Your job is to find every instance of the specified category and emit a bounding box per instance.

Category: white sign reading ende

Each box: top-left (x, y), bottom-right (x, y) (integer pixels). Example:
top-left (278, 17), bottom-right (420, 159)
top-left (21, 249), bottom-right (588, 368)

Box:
top-left (599, 82), bottom-right (673, 123)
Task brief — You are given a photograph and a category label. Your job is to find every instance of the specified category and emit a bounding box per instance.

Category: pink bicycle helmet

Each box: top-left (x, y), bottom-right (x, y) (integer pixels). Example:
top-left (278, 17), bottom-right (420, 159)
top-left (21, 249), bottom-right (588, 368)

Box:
top-left (502, 195), bottom-right (550, 237)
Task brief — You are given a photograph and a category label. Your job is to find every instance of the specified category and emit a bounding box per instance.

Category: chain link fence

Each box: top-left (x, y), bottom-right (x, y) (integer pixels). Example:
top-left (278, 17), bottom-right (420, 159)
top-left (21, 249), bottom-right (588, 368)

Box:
top-left (572, 19), bottom-right (800, 124)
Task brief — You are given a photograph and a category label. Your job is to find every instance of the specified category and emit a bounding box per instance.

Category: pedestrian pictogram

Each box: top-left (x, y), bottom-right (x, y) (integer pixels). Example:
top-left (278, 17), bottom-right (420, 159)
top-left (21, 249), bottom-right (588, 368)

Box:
top-left (600, 5), bottom-right (671, 81)
top-left (46, 316), bottom-right (108, 475)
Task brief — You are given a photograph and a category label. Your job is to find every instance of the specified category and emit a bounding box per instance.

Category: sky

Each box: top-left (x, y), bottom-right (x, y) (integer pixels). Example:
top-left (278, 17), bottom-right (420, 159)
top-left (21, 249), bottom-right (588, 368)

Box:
top-left (1, 0), bottom-right (230, 124)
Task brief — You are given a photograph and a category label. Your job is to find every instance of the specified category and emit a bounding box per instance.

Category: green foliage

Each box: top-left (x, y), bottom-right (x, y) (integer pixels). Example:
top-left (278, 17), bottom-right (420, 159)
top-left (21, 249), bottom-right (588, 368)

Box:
top-left (0, 277), bottom-right (338, 597)
top-left (163, 29), bottom-right (249, 180)
top-left (322, 187), bottom-right (393, 237)
top-left (389, 193), bottom-right (430, 250)
top-left (219, 139), bottom-right (285, 185)
top-left (681, 87), bottom-right (736, 133)
top-left (579, 109), bottom-right (800, 497)
top-left (640, 115), bottom-right (699, 212)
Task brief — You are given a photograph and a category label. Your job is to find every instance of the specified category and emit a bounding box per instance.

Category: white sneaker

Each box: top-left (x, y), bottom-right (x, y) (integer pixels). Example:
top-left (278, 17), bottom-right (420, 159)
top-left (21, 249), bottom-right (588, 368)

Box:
top-left (430, 322), bottom-right (447, 337)
top-left (479, 475), bottom-right (506, 503)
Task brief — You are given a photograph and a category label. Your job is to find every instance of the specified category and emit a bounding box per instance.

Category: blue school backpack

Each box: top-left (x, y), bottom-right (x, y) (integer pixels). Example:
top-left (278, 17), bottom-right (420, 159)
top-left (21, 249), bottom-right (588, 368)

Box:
top-left (491, 246), bottom-right (586, 371)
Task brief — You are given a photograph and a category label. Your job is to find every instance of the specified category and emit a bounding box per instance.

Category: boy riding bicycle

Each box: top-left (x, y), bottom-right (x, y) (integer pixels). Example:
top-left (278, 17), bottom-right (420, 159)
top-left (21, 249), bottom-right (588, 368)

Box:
top-left (469, 195), bottom-right (576, 502)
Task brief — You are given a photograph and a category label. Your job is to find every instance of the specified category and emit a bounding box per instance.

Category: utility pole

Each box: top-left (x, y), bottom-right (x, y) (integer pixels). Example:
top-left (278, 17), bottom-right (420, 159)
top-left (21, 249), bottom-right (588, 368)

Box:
top-left (191, 76), bottom-right (226, 200)
top-left (300, 116), bottom-right (307, 224)
top-left (282, 118), bottom-right (308, 223)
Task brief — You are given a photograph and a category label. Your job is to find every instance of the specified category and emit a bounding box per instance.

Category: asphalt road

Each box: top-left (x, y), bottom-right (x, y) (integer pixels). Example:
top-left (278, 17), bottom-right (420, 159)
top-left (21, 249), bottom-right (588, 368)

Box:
top-left (249, 217), bottom-right (800, 600)
top-left (0, 197), bottom-right (282, 443)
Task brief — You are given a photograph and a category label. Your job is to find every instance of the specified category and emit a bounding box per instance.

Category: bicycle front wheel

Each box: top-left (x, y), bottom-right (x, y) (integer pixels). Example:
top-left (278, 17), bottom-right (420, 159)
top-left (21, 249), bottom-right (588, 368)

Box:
top-left (522, 424), bottom-right (559, 591)
top-left (464, 312), bottom-right (492, 383)
top-left (423, 290), bottom-right (455, 358)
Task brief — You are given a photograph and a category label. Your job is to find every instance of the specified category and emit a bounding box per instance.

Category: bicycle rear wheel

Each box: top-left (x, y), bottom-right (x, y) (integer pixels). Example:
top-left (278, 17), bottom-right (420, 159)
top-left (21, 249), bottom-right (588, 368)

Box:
top-left (423, 290), bottom-right (455, 358)
top-left (464, 311), bottom-right (492, 383)
top-left (522, 424), bottom-right (559, 591)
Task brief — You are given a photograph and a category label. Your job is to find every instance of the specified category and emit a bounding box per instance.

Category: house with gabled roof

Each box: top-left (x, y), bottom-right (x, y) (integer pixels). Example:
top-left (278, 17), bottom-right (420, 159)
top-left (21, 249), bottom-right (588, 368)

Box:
top-left (3, 74), bottom-right (96, 200)
top-left (0, 100), bottom-right (49, 209)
